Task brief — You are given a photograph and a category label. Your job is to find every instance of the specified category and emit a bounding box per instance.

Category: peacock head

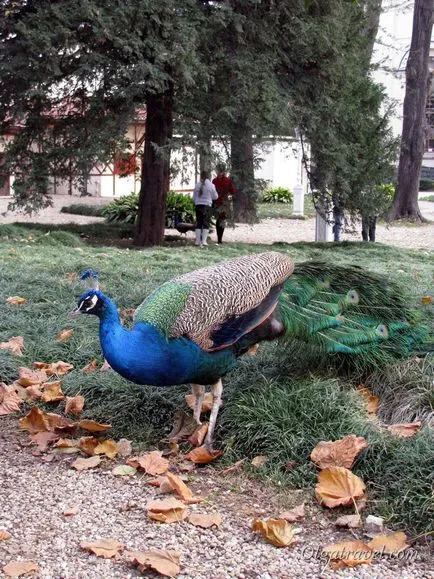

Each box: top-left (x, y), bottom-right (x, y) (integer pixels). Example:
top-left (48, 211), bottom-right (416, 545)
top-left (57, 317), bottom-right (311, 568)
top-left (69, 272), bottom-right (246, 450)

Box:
top-left (71, 289), bottom-right (105, 317)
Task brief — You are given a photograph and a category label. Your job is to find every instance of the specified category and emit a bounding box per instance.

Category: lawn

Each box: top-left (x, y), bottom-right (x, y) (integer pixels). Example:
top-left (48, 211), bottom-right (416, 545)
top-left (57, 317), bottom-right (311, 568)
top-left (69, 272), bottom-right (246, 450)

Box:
top-left (0, 223), bottom-right (433, 535)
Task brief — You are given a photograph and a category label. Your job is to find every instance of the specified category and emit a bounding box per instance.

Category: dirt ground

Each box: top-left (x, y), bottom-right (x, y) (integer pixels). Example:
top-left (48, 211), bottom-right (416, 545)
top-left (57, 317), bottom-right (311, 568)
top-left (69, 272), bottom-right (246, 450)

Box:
top-left (0, 195), bottom-right (433, 250)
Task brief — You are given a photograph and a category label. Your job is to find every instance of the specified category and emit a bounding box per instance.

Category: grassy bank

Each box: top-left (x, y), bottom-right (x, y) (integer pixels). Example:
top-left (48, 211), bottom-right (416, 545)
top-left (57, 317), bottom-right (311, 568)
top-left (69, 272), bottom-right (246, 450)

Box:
top-left (0, 224), bottom-right (433, 534)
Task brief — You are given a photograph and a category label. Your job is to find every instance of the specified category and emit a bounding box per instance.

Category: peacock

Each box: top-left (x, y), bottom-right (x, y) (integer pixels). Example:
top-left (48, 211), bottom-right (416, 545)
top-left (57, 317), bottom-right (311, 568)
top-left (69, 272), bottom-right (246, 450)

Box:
top-left (71, 252), bottom-right (430, 449)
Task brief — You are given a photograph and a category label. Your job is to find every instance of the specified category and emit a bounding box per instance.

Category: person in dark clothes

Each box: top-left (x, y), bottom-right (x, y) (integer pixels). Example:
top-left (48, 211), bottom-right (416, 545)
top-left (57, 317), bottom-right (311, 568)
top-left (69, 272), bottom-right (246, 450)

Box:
top-left (212, 164), bottom-right (236, 244)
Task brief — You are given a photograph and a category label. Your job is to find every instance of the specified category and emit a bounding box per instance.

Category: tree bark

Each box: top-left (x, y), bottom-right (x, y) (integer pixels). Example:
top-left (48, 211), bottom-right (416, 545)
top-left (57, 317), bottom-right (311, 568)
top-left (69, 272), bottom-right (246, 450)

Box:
top-left (389, 0), bottom-right (434, 221)
top-left (231, 120), bottom-right (257, 223)
top-left (133, 88), bottom-right (173, 247)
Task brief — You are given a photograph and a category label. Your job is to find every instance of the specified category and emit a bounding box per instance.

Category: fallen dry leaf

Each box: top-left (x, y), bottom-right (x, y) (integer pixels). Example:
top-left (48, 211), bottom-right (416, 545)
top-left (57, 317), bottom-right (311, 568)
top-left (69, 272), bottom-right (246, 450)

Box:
top-left (188, 513), bottom-right (222, 528)
top-left (310, 435), bottom-right (368, 470)
top-left (112, 465), bottom-right (137, 476)
top-left (146, 497), bottom-right (188, 523)
top-left (165, 471), bottom-right (202, 504)
top-left (0, 530), bottom-right (11, 540)
top-left (82, 359), bottom-right (98, 373)
top-left (78, 437), bottom-right (100, 456)
top-left (41, 381), bottom-right (65, 403)
top-left (188, 423), bottom-right (208, 447)
top-left (6, 296), bottom-right (28, 305)
top-left (278, 503), bottom-right (305, 523)
top-left (167, 410), bottom-right (200, 441)
top-left (323, 540), bottom-right (373, 569)
top-left (252, 518), bottom-right (296, 548)
top-left (0, 383), bottom-right (21, 416)
top-left (186, 446), bottom-right (223, 464)
top-left (65, 272), bottom-right (78, 282)
top-left (19, 407), bottom-right (50, 433)
top-left (0, 336), bottom-right (24, 356)
top-left (30, 431), bottom-right (59, 451)
top-left (80, 538), bottom-right (124, 559)
top-left (9, 381), bottom-right (28, 401)
top-left (65, 395), bottom-right (85, 416)
top-left (78, 419), bottom-right (111, 433)
top-left (100, 359), bottom-right (111, 371)
top-left (387, 422), bottom-right (421, 438)
top-left (128, 451), bottom-right (169, 475)
top-left (125, 549), bottom-right (181, 578)
top-left (315, 466), bottom-right (366, 508)
top-left (25, 385), bottom-right (43, 401)
top-left (368, 532), bottom-right (409, 555)
top-left (71, 455), bottom-right (101, 471)
top-left (46, 413), bottom-right (76, 432)
top-left (33, 361), bottom-right (73, 376)
top-left (421, 296), bottom-right (433, 305)
top-left (64, 506), bottom-right (79, 517)
top-left (56, 329), bottom-right (74, 343)
top-left (116, 438), bottom-right (132, 458)
top-left (18, 367), bottom-right (47, 387)
top-left (3, 561), bottom-right (38, 577)
top-left (220, 458), bottom-right (247, 475)
top-left (251, 455), bottom-right (269, 468)
top-left (358, 386), bottom-right (379, 414)
top-left (335, 514), bottom-right (362, 529)
top-left (185, 392), bottom-right (213, 413)
top-left (94, 439), bottom-right (118, 459)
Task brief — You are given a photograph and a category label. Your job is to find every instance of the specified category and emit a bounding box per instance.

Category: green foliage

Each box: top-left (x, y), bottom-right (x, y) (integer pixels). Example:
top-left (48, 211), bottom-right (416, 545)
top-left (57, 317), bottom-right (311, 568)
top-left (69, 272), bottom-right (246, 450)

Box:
top-left (165, 191), bottom-right (195, 225)
top-left (261, 187), bottom-right (293, 204)
top-left (419, 179), bottom-right (434, 191)
top-left (422, 195), bottom-right (434, 202)
top-left (60, 204), bottom-right (106, 217)
top-left (102, 193), bottom-right (139, 224)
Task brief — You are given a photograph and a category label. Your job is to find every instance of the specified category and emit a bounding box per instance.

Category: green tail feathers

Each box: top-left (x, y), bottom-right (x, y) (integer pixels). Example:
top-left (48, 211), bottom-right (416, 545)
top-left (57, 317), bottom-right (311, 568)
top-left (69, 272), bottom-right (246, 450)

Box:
top-left (277, 262), bottom-right (432, 368)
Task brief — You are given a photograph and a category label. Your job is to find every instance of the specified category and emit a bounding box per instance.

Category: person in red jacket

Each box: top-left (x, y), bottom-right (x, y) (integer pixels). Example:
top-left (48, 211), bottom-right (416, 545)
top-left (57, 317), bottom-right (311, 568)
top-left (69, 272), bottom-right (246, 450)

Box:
top-left (212, 164), bottom-right (237, 244)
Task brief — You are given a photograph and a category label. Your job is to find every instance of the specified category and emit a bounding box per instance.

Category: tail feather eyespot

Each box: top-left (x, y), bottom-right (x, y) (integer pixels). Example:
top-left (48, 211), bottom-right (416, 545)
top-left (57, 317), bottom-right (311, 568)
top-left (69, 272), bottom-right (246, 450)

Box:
top-left (376, 324), bottom-right (389, 339)
top-left (346, 290), bottom-right (359, 305)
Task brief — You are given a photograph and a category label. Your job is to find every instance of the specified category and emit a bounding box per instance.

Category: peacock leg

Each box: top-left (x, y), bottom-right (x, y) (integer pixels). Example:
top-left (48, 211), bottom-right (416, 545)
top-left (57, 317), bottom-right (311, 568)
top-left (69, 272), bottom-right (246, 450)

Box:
top-left (191, 383), bottom-right (205, 425)
top-left (204, 378), bottom-right (223, 450)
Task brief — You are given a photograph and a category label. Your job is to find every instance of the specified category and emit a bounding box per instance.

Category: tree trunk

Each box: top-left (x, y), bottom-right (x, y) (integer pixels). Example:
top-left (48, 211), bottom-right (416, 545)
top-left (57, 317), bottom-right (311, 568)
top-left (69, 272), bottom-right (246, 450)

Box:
top-left (389, 0), bottom-right (434, 221)
top-left (133, 88), bottom-right (173, 247)
top-left (231, 121), bottom-right (257, 223)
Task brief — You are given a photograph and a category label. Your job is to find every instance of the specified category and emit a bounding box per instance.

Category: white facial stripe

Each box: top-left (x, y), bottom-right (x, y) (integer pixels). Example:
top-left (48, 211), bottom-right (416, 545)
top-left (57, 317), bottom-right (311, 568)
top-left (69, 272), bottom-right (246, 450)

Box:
top-left (80, 294), bottom-right (98, 312)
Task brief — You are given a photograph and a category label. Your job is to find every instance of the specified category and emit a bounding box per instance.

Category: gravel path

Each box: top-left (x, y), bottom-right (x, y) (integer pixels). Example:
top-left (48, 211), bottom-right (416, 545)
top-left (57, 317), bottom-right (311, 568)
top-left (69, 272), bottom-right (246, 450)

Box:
top-left (0, 417), bottom-right (433, 579)
top-left (0, 195), bottom-right (433, 250)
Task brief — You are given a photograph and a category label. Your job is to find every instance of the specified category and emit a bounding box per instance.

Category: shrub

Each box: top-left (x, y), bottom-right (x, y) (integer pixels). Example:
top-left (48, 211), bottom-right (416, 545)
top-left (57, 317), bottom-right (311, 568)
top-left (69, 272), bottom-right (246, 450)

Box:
top-left (261, 186), bottom-right (293, 204)
top-left (419, 179), bottom-right (434, 191)
top-left (102, 193), bottom-right (139, 224)
top-left (165, 191), bottom-right (195, 227)
top-left (60, 204), bottom-right (105, 217)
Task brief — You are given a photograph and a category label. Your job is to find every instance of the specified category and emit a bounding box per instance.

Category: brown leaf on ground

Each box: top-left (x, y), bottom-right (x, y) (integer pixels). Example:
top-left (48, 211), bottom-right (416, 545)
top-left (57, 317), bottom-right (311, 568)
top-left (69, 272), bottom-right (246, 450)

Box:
top-left (185, 393), bottom-right (213, 413)
top-left (18, 367), bottom-right (47, 387)
top-left (65, 395), bottom-right (85, 416)
top-left (188, 513), bottom-right (222, 528)
top-left (165, 471), bottom-right (202, 504)
top-left (41, 381), bottom-right (65, 403)
top-left (220, 458), bottom-right (247, 475)
top-left (56, 329), bottom-right (74, 343)
top-left (78, 437), bottom-right (100, 456)
top-left (188, 423), bottom-right (208, 447)
top-left (252, 518), bottom-right (296, 548)
top-left (186, 446), bottom-right (223, 464)
top-left (146, 498), bottom-right (188, 523)
top-left (94, 439), bottom-right (118, 459)
top-left (247, 344), bottom-right (260, 356)
top-left (0, 383), bottom-right (21, 416)
top-left (368, 532), bottom-right (409, 555)
top-left (278, 503), bottom-right (305, 523)
top-left (148, 476), bottom-right (168, 488)
top-left (9, 381), bottom-right (28, 401)
top-left (0, 336), bottom-right (24, 356)
top-left (64, 506), bottom-right (79, 517)
top-left (358, 386), bottom-right (379, 414)
top-left (128, 451), bottom-right (169, 475)
top-left (112, 465), bottom-right (137, 476)
top-left (19, 407), bottom-right (50, 433)
top-left (167, 410), bottom-right (199, 442)
top-left (323, 540), bottom-right (373, 569)
top-left (116, 438), bottom-right (133, 458)
top-left (315, 466), bottom-right (366, 508)
top-left (54, 439), bottom-right (80, 454)
top-left (71, 455), bottom-right (101, 471)
top-left (100, 359), bottom-right (111, 371)
top-left (421, 296), bottom-right (433, 305)
top-left (125, 549), bottom-right (181, 578)
top-left (310, 435), bottom-right (368, 470)
top-left (0, 530), bottom-right (11, 540)
top-left (46, 413), bottom-right (76, 432)
top-left (30, 431), bottom-right (59, 451)
top-left (251, 455), bottom-right (269, 468)
top-left (65, 272), bottom-right (78, 282)
top-left (387, 422), bottom-right (421, 438)
top-left (33, 361), bottom-right (73, 376)
top-left (78, 419), bottom-right (111, 432)
top-left (6, 296), bottom-right (28, 305)
top-left (80, 538), bottom-right (124, 559)
top-left (25, 385), bottom-right (43, 401)
top-left (335, 514), bottom-right (362, 529)
top-left (82, 359), bottom-right (98, 373)
top-left (3, 561), bottom-right (38, 577)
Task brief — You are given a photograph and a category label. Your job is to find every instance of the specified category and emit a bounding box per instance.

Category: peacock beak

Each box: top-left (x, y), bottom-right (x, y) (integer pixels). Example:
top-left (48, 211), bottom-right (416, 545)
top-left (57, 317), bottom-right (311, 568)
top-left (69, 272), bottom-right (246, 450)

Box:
top-left (69, 307), bottom-right (82, 318)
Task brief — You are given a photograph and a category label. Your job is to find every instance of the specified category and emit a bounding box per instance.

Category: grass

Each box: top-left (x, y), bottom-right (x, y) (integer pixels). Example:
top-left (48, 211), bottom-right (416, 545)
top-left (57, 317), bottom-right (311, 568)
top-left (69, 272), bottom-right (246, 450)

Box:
top-left (421, 195), bottom-right (434, 202)
top-left (0, 224), bottom-right (433, 535)
top-left (257, 196), bottom-right (316, 220)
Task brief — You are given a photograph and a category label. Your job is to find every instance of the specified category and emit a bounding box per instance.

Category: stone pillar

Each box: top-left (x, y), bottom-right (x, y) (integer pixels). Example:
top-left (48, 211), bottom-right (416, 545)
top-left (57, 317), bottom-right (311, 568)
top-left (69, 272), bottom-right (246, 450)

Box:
top-left (292, 183), bottom-right (304, 216)
top-left (315, 210), bottom-right (333, 241)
